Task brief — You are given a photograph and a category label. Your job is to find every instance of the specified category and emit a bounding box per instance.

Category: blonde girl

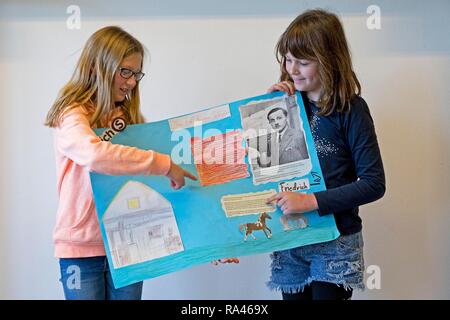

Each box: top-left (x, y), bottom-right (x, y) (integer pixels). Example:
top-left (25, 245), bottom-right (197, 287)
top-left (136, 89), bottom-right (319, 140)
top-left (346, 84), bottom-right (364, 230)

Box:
top-left (45, 26), bottom-right (196, 300)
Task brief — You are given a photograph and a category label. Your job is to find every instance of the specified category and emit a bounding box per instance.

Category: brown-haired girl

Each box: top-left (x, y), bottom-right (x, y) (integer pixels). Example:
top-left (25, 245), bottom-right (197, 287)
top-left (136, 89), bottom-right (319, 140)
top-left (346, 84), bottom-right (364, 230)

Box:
top-left (266, 9), bottom-right (385, 300)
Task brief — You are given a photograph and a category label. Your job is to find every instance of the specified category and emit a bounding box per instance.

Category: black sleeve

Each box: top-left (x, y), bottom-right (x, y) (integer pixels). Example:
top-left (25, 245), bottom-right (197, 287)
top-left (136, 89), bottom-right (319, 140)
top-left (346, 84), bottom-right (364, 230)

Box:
top-left (314, 98), bottom-right (386, 215)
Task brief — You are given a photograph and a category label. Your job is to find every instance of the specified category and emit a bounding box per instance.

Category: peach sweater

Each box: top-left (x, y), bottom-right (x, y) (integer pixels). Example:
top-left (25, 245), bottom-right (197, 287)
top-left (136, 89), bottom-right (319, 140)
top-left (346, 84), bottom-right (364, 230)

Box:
top-left (52, 105), bottom-right (171, 258)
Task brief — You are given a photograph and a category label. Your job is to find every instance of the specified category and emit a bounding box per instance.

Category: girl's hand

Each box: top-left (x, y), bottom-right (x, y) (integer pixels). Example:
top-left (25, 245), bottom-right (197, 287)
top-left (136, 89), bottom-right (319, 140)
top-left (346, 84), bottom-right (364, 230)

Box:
top-left (166, 162), bottom-right (197, 190)
top-left (267, 81), bottom-right (296, 96)
top-left (211, 258), bottom-right (240, 266)
top-left (266, 192), bottom-right (318, 214)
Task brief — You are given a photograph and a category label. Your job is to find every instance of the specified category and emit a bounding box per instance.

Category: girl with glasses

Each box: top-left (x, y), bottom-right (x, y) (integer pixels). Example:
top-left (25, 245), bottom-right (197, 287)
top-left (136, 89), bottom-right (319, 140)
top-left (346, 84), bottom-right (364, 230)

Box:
top-left (45, 26), bottom-right (196, 300)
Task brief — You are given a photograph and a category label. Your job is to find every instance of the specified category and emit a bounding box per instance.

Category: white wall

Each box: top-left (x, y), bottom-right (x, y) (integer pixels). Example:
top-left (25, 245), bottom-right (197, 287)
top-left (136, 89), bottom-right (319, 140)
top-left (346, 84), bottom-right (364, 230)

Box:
top-left (0, 0), bottom-right (449, 299)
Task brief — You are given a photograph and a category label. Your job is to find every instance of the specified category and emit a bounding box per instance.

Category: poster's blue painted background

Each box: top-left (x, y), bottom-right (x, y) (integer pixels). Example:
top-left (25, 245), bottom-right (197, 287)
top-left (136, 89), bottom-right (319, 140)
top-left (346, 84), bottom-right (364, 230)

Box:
top-left (91, 92), bottom-right (339, 288)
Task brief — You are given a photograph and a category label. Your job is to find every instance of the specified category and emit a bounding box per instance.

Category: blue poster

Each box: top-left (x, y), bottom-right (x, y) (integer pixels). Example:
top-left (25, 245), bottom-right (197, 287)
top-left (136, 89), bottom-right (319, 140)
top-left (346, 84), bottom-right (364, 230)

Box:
top-left (90, 92), bottom-right (339, 288)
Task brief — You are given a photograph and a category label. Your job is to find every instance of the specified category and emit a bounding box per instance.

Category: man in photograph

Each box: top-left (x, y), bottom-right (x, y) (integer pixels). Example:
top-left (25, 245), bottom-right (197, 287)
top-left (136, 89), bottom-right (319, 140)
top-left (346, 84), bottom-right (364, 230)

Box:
top-left (258, 107), bottom-right (308, 167)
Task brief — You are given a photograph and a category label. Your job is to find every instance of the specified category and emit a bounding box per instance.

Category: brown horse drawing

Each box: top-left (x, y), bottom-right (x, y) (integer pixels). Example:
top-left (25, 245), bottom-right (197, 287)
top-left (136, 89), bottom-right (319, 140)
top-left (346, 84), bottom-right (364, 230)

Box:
top-left (239, 212), bottom-right (272, 241)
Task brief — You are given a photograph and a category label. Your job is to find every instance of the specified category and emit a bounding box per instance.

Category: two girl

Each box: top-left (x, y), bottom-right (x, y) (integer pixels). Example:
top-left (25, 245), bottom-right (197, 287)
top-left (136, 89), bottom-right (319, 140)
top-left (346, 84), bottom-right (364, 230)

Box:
top-left (47, 8), bottom-right (385, 301)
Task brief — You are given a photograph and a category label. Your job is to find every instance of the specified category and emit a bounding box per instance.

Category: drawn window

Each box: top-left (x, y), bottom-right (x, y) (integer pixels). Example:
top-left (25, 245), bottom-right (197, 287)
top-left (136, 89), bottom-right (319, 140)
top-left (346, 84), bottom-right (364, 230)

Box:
top-left (127, 197), bottom-right (140, 209)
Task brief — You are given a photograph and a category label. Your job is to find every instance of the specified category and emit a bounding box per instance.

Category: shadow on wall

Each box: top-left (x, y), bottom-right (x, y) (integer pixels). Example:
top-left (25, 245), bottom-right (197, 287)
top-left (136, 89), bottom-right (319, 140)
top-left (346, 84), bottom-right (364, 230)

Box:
top-left (1, 0), bottom-right (449, 54)
top-left (360, 56), bottom-right (450, 298)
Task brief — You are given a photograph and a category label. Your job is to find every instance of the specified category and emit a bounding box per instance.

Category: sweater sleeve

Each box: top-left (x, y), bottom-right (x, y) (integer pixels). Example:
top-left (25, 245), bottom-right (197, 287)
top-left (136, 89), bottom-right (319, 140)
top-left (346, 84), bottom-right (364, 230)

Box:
top-left (314, 98), bottom-right (386, 215)
top-left (55, 107), bottom-right (171, 176)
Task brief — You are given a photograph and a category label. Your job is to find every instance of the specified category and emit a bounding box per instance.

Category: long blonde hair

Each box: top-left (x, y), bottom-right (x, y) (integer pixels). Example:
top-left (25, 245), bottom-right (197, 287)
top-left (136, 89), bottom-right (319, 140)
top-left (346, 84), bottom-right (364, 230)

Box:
top-left (276, 9), bottom-right (361, 116)
top-left (45, 26), bottom-right (145, 128)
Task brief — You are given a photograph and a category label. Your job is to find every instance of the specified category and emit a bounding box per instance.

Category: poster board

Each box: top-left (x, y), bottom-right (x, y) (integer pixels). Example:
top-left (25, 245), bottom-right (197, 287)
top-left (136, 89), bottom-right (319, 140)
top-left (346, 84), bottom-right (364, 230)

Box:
top-left (90, 91), bottom-right (339, 288)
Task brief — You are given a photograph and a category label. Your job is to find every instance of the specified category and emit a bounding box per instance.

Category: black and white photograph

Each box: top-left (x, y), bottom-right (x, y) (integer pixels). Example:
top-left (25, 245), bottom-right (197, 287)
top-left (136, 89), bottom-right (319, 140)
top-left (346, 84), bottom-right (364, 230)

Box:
top-left (239, 95), bottom-right (312, 185)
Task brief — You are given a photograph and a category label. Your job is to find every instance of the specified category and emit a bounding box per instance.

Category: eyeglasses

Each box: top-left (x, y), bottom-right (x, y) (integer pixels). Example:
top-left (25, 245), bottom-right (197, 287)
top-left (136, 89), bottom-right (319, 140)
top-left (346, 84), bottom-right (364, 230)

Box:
top-left (119, 67), bottom-right (145, 82)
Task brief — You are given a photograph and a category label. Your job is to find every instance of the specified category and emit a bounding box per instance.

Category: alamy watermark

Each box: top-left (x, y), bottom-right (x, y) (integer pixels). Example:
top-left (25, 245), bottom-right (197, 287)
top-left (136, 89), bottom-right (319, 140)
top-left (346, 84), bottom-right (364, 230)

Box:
top-left (367, 5), bottom-right (381, 30)
top-left (66, 5), bottom-right (81, 30)
top-left (366, 264), bottom-right (382, 289)
top-left (66, 264), bottom-right (81, 290)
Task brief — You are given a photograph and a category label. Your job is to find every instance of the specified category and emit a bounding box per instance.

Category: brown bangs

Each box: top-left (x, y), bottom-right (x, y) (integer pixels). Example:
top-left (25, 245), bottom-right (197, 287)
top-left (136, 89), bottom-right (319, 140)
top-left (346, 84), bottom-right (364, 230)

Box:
top-left (276, 27), bottom-right (315, 63)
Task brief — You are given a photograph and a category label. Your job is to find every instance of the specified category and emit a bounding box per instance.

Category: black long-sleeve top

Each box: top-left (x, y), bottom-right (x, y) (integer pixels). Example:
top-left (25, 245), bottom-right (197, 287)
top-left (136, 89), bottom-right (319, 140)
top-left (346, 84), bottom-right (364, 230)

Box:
top-left (303, 93), bottom-right (386, 235)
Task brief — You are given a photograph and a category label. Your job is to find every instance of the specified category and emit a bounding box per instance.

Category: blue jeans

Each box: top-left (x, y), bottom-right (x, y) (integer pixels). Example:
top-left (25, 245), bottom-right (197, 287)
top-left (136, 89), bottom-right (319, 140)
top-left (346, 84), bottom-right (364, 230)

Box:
top-left (59, 256), bottom-right (143, 300)
top-left (267, 231), bottom-right (365, 293)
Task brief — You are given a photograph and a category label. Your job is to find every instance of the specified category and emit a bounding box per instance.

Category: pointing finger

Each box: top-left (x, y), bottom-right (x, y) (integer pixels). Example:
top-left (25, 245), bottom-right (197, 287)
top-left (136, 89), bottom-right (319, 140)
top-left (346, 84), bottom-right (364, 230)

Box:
top-left (184, 170), bottom-right (197, 181)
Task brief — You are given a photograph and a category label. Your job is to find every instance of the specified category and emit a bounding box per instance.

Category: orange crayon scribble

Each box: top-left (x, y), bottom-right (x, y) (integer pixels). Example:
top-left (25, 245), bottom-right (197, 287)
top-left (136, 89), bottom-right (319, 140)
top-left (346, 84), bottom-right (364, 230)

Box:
top-left (191, 130), bottom-right (250, 186)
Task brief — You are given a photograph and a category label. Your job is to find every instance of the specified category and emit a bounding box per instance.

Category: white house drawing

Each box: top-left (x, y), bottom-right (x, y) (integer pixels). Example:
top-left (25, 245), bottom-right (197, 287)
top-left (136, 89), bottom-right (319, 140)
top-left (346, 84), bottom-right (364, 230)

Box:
top-left (102, 181), bottom-right (184, 269)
